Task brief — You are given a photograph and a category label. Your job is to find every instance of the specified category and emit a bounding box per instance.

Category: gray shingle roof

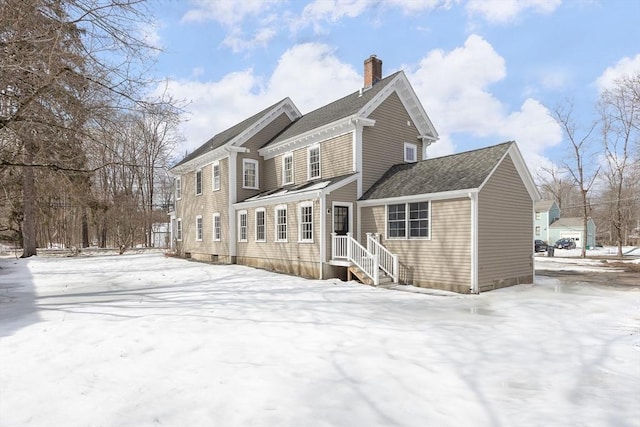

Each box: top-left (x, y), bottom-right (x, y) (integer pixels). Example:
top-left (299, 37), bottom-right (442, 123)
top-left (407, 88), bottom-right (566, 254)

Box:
top-left (550, 217), bottom-right (584, 228)
top-left (262, 71), bottom-right (402, 148)
top-left (173, 99), bottom-right (289, 168)
top-left (360, 141), bottom-right (514, 200)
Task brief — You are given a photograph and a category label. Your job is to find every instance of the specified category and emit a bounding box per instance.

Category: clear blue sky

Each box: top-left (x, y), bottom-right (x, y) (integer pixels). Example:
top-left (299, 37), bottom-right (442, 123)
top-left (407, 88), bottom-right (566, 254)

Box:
top-left (147, 0), bottom-right (640, 171)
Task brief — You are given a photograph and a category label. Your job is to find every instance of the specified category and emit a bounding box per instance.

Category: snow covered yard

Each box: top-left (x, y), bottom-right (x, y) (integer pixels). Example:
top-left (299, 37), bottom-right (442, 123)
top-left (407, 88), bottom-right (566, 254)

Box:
top-left (1, 253), bottom-right (639, 427)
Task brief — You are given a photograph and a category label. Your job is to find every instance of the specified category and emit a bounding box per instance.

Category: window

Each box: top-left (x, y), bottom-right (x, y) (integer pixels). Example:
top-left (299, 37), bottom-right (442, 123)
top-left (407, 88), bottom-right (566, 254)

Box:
top-left (196, 215), bottom-right (203, 241)
top-left (282, 153), bottom-right (293, 185)
top-left (238, 211), bottom-right (247, 242)
top-left (255, 208), bottom-right (266, 242)
top-left (387, 202), bottom-right (430, 239)
top-left (213, 213), bottom-right (221, 241)
top-left (404, 142), bottom-right (417, 163)
top-left (535, 226), bottom-right (541, 236)
top-left (299, 202), bottom-right (313, 242)
top-left (387, 204), bottom-right (406, 238)
top-left (212, 161), bottom-right (220, 191)
top-left (176, 218), bottom-right (182, 241)
top-left (243, 159), bottom-right (259, 189)
top-left (408, 202), bottom-right (429, 237)
top-left (535, 212), bottom-right (541, 220)
top-left (275, 205), bottom-right (287, 242)
top-left (175, 177), bottom-right (182, 200)
top-left (308, 145), bottom-right (320, 179)
top-left (195, 170), bottom-right (203, 195)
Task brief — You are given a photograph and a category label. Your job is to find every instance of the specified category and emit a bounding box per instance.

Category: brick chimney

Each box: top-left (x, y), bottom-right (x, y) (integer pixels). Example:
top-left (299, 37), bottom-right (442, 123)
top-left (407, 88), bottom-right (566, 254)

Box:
top-left (364, 55), bottom-right (382, 88)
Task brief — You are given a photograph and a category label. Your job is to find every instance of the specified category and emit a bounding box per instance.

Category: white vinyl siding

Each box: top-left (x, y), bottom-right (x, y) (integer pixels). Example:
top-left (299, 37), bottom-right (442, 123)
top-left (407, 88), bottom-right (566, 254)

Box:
top-left (213, 213), bottom-right (221, 241)
top-left (298, 202), bottom-right (313, 243)
top-left (255, 208), bottom-right (266, 242)
top-left (243, 159), bottom-right (259, 189)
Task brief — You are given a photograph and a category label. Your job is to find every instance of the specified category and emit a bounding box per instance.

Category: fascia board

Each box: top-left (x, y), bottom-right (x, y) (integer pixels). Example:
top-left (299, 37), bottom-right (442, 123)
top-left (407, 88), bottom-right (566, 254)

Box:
top-left (358, 188), bottom-right (479, 207)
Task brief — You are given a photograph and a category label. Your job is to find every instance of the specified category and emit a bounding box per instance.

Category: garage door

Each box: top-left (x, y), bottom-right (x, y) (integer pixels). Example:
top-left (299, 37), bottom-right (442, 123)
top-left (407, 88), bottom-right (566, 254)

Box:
top-left (560, 232), bottom-right (582, 248)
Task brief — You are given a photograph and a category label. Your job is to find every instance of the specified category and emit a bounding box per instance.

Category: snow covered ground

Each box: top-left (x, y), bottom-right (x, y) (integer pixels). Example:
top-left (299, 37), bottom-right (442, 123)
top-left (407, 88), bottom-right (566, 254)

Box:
top-left (1, 253), bottom-right (639, 427)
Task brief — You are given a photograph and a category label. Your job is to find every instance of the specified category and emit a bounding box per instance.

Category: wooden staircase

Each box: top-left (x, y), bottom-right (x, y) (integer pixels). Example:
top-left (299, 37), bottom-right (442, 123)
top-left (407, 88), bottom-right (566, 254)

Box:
top-left (348, 265), bottom-right (394, 287)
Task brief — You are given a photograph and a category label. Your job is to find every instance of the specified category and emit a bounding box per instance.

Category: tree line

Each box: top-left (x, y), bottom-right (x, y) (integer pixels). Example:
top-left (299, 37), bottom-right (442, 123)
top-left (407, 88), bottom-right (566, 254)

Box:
top-left (1, 0), bottom-right (181, 256)
top-left (539, 74), bottom-right (639, 257)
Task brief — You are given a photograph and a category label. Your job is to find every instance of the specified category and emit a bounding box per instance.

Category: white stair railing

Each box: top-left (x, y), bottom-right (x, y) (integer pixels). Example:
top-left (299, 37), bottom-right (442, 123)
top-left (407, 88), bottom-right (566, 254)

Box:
top-left (366, 233), bottom-right (399, 283)
top-left (332, 233), bottom-right (379, 286)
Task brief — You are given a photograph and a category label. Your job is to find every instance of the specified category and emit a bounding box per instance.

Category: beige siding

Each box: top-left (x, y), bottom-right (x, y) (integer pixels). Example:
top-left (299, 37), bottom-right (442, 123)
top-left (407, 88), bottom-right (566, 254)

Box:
top-left (477, 155), bottom-right (534, 291)
top-left (360, 198), bottom-right (472, 293)
top-left (237, 113), bottom-right (293, 202)
top-left (236, 199), bottom-right (321, 278)
top-left (175, 158), bottom-right (230, 259)
top-left (362, 92), bottom-right (423, 193)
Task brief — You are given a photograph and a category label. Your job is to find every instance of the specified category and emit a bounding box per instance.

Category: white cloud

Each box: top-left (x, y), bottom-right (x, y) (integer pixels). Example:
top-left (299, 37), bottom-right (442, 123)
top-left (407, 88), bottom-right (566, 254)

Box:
top-left (595, 54), bottom-right (640, 92)
top-left (466, 0), bottom-right (561, 24)
top-left (407, 34), bottom-right (562, 169)
top-left (181, 0), bottom-right (279, 25)
top-left (294, 0), bottom-right (454, 33)
top-left (164, 37), bottom-right (561, 173)
top-left (222, 27), bottom-right (278, 53)
top-left (161, 44), bottom-right (361, 152)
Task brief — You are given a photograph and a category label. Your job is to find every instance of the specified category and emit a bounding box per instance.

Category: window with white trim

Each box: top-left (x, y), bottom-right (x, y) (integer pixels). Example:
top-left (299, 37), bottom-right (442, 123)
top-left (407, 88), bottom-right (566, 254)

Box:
top-left (535, 226), bottom-right (541, 236)
top-left (282, 152), bottom-right (293, 185)
top-left (195, 170), bottom-right (203, 195)
top-left (255, 208), bottom-right (266, 242)
top-left (535, 212), bottom-right (541, 220)
top-left (243, 159), bottom-right (259, 189)
top-left (176, 218), bottom-right (182, 241)
top-left (213, 213), bottom-right (221, 241)
top-left (387, 202), bottom-right (430, 239)
top-left (238, 211), bottom-right (247, 242)
top-left (404, 142), bottom-right (417, 163)
top-left (275, 205), bottom-right (287, 242)
top-left (298, 202), bottom-right (313, 242)
top-left (212, 161), bottom-right (220, 191)
top-left (308, 145), bottom-right (320, 180)
top-left (196, 215), bottom-right (203, 241)
top-left (175, 177), bottom-right (181, 201)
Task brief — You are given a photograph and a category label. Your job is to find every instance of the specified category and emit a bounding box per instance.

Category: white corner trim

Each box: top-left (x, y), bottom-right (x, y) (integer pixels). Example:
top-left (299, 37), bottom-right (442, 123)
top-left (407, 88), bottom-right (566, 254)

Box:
top-left (469, 192), bottom-right (478, 294)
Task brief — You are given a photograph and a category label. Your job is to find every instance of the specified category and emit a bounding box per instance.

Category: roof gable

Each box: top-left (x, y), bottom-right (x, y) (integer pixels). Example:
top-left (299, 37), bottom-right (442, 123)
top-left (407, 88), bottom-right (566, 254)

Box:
top-left (172, 98), bottom-right (300, 171)
top-left (535, 200), bottom-right (558, 212)
top-left (259, 71), bottom-right (438, 159)
top-left (360, 142), bottom-right (515, 200)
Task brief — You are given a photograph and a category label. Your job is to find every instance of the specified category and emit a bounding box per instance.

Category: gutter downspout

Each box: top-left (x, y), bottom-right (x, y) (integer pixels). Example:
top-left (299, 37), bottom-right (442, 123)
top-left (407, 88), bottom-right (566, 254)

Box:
top-left (228, 150), bottom-right (238, 262)
top-left (319, 195), bottom-right (326, 279)
top-left (469, 192), bottom-right (479, 294)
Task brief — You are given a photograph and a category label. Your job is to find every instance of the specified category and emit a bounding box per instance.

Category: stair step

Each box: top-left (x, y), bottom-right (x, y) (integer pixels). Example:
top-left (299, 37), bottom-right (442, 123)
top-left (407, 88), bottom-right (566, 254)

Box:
top-left (348, 266), bottom-right (394, 287)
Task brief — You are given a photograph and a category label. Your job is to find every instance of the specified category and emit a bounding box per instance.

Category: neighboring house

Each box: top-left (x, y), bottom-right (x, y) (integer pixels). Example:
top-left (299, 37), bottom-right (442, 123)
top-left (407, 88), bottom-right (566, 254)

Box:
top-left (152, 223), bottom-right (170, 248)
top-left (534, 200), bottom-right (560, 243)
top-left (169, 55), bottom-right (539, 293)
top-left (549, 217), bottom-right (596, 249)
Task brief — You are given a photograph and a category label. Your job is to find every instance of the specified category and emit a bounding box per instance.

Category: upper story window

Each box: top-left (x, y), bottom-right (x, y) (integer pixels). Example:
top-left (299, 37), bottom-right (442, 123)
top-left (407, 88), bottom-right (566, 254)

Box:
top-left (298, 202), bottom-right (313, 243)
top-left (195, 170), bottom-right (203, 195)
top-left (308, 145), bottom-right (320, 180)
top-left (213, 213), bottom-right (221, 241)
top-left (535, 212), bottom-right (541, 220)
top-left (535, 226), bottom-right (541, 236)
top-left (387, 201), bottom-right (430, 239)
top-left (275, 205), bottom-right (287, 242)
top-left (243, 159), bottom-right (259, 189)
top-left (175, 177), bottom-right (182, 201)
top-left (212, 161), bottom-right (220, 191)
top-left (282, 152), bottom-right (294, 185)
top-left (255, 208), bottom-right (266, 242)
top-left (238, 211), bottom-right (248, 242)
top-left (404, 142), bottom-right (417, 163)
top-left (196, 215), bottom-right (203, 241)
